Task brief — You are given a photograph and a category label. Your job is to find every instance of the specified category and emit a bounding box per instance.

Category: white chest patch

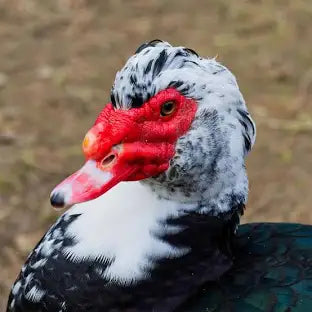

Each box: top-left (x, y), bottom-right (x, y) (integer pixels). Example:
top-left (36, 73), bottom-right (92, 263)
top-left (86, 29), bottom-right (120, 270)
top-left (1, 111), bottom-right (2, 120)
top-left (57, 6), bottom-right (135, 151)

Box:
top-left (63, 182), bottom-right (195, 284)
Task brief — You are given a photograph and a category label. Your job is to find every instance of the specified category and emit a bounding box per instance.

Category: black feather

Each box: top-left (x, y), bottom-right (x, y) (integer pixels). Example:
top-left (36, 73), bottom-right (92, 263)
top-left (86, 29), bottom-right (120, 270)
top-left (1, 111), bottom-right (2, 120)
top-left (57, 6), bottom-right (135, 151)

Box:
top-left (135, 39), bottom-right (164, 54)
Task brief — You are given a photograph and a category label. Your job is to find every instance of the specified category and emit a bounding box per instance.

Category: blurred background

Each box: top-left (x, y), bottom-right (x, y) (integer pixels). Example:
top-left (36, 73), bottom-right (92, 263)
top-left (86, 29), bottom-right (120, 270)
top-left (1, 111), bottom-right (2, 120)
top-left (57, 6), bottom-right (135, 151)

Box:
top-left (0, 0), bottom-right (311, 307)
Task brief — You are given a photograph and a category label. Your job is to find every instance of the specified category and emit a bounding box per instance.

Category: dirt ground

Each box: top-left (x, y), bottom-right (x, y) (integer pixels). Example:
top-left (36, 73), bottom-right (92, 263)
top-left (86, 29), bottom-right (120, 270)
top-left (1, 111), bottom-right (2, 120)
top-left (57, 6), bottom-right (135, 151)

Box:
top-left (0, 0), bottom-right (311, 308)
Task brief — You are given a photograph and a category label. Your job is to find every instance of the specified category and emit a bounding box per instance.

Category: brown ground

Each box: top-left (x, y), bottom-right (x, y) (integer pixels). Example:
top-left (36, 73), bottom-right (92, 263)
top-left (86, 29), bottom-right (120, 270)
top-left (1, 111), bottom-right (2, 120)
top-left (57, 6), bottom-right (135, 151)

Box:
top-left (0, 0), bottom-right (312, 309)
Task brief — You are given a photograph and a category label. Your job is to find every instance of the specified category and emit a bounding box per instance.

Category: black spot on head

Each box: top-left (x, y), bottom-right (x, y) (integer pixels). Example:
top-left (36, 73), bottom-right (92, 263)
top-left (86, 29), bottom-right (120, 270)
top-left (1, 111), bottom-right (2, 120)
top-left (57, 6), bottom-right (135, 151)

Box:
top-left (176, 148), bottom-right (183, 155)
top-left (144, 59), bottom-right (153, 75)
top-left (237, 109), bottom-right (254, 152)
top-left (130, 74), bottom-right (137, 85)
top-left (183, 47), bottom-right (199, 57)
top-left (243, 135), bottom-right (251, 151)
top-left (147, 39), bottom-right (164, 46)
top-left (135, 39), bottom-right (164, 54)
top-left (169, 80), bottom-right (184, 89)
top-left (237, 108), bottom-right (255, 135)
top-left (129, 93), bottom-right (144, 108)
top-left (238, 118), bottom-right (248, 133)
top-left (143, 49), bottom-right (150, 55)
top-left (179, 84), bottom-right (191, 96)
top-left (110, 92), bottom-right (116, 108)
top-left (238, 119), bottom-right (251, 151)
top-left (153, 49), bottom-right (168, 78)
top-left (175, 50), bottom-right (189, 58)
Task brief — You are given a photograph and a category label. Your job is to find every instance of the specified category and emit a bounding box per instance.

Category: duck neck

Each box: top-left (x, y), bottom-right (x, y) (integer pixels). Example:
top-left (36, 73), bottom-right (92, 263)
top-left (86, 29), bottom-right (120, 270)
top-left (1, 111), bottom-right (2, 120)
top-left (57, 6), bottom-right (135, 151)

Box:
top-left (65, 180), bottom-right (243, 283)
top-left (141, 162), bottom-right (248, 217)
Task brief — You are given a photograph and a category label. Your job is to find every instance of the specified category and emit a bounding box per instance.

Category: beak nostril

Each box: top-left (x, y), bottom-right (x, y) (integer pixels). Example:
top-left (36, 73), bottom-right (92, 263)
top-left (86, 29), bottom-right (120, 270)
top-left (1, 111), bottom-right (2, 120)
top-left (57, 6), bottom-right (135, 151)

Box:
top-left (101, 154), bottom-right (116, 168)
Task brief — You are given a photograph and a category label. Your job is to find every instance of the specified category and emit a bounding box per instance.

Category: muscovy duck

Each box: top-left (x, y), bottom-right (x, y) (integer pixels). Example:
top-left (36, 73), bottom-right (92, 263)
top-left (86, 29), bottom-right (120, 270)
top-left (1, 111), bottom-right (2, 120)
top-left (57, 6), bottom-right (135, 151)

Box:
top-left (7, 40), bottom-right (312, 312)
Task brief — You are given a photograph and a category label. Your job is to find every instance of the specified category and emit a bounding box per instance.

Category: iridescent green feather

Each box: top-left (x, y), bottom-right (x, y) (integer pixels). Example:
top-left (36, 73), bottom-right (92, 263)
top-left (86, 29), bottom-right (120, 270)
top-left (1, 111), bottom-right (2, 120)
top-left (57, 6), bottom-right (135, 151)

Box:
top-left (183, 223), bottom-right (312, 312)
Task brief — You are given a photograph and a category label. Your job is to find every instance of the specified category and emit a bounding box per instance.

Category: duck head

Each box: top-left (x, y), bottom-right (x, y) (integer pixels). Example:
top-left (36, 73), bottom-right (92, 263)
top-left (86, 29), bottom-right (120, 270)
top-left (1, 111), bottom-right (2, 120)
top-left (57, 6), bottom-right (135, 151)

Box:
top-left (50, 40), bottom-right (256, 214)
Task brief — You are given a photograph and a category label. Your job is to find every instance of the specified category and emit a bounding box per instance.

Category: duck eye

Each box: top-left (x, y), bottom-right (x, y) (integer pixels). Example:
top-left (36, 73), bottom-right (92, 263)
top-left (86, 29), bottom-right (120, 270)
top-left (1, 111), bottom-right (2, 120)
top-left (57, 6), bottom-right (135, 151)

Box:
top-left (160, 101), bottom-right (176, 116)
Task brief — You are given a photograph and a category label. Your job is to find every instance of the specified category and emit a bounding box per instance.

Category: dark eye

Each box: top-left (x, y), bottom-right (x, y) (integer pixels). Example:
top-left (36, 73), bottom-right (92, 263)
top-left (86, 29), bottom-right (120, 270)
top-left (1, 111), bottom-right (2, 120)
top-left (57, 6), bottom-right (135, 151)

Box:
top-left (160, 101), bottom-right (176, 116)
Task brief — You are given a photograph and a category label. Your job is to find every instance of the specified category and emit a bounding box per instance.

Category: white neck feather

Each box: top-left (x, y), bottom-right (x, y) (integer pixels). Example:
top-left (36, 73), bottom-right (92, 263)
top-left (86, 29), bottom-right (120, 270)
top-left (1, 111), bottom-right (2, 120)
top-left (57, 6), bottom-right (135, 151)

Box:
top-left (64, 181), bottom-right (196, 284)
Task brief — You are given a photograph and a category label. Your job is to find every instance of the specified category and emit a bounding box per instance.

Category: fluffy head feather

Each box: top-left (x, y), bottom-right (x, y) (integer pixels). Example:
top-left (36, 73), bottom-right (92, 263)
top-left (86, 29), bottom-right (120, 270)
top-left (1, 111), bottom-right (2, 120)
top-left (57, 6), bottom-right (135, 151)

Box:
top-left (111, 40), bottom-right (255, 213)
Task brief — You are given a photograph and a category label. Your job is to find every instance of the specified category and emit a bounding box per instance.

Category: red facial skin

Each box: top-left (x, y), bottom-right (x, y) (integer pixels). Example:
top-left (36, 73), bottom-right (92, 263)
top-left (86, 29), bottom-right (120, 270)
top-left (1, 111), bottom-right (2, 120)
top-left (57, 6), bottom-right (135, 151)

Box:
top-left (51, 88), bottom-right (197, 207)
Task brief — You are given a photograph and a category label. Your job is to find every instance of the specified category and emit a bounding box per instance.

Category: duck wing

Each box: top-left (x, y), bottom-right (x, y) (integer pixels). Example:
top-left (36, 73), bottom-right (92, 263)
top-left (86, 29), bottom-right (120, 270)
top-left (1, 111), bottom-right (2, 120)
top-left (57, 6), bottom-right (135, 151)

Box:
top-left (181, 223), bottom-right (312, 312)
